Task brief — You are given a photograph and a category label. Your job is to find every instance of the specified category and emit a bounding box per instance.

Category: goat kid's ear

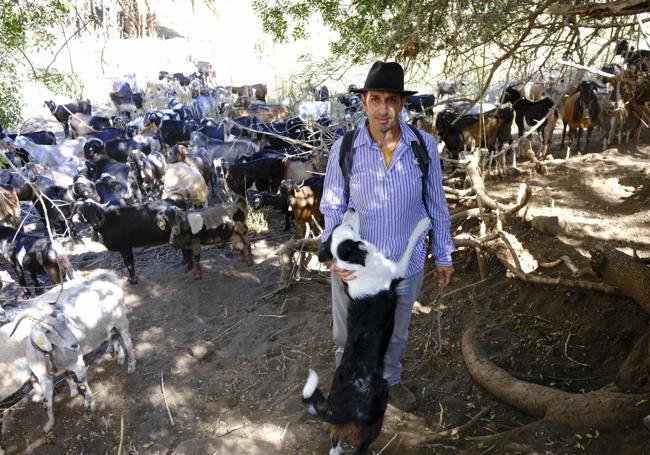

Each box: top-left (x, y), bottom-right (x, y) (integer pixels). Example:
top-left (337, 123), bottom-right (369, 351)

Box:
top-left (336, 239), bottom-right (367, 266)
top-left (30, 326), bottom-right (53, 352)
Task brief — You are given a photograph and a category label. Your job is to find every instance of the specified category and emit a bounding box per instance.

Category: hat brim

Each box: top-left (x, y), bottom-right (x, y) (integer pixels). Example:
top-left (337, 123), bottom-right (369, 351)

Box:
top-left (350, 87), bottom-right (418, 96)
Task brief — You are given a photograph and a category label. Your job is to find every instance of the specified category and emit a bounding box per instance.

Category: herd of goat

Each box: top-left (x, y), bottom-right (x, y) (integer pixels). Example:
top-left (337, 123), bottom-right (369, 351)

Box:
top-left (0, 37), bottom-right (649, 445)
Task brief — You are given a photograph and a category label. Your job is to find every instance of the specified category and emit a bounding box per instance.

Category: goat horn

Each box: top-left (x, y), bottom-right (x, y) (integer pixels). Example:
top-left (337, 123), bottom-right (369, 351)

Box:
top-left (8, 309), bottom-right (49, 337)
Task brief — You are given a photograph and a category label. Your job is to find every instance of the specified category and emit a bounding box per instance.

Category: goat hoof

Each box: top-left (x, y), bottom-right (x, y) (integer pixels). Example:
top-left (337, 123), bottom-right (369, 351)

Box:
top-left (127, 361), bottom-right (136, 374)
top-left (42, 422), bottom-right (53, 433)
top-left (128, 277), bottom-right (139, 285)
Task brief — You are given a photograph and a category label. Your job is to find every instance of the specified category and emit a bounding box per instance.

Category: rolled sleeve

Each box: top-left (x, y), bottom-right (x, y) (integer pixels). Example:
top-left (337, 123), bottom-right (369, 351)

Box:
top-left (422, 133), bottom-right (455, 266)
top-left (319, 138), bottom-right (348, 250)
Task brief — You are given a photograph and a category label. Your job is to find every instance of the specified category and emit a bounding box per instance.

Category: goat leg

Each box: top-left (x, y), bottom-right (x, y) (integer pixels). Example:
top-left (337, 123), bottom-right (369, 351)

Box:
top-left (114, 323), bottom-right (137, 374)
top-left (120, 249), bottom-right (138, 284)
top-left (64, 372), bottom-right (79, 398)
top-left (71, 359), bottom-right (92, 411)
top-left (39, 376), bottom-right (55, 433)
top-left (192, 244), bottom-right (203, 280)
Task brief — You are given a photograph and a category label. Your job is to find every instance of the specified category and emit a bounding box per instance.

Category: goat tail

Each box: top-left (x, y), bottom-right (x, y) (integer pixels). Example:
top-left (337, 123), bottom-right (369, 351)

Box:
top-left (302, 369), bottom-right (331, 422)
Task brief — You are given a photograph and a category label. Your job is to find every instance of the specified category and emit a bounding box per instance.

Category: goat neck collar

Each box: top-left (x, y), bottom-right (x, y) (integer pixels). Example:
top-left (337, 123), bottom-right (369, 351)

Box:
top-left (30, 339), bottom-right (56, 375)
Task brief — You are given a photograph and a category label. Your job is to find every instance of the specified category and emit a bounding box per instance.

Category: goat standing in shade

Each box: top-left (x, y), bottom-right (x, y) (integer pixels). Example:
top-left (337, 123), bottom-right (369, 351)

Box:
top-left (561, 81), bottom-right (601, 156)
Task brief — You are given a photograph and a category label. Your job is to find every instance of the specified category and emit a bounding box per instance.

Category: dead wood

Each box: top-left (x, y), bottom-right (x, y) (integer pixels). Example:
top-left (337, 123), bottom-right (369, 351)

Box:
top-left (591, 243), bottom-right (650, 314)
top-left (462, 327), bottom-right (650, 428)
top-left (465, 155), bottom-right (531, 215)
top-left (493, 232), bottom-right (618, 294)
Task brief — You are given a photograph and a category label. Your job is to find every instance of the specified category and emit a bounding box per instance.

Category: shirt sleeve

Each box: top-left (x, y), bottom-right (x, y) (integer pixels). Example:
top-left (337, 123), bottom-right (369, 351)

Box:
top-left (422, 132), bottom-right (456, 266)
top-left (319, 137), bottom-right (347, 251)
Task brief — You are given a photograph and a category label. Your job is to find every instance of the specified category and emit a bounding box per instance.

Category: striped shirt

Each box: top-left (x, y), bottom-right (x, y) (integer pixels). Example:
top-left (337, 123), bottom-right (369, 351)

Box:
top-left (320, 119), bottom-right (455, 278)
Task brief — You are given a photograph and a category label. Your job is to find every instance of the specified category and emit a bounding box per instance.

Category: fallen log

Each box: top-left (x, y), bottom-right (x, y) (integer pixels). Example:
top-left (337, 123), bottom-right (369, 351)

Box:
top-left (465, 155), bottom-right (531, 215)
top-left (462, 327), bottom-right (650, 428)
top-left (590, 243), bottom-right (650, 314)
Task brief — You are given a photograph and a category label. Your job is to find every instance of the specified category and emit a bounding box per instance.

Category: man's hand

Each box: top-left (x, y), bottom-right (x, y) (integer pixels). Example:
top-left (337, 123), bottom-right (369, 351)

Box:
top-left (324, 260), bottom-right (357, 282)
top-left (434, 265), bottom-right (454, 287)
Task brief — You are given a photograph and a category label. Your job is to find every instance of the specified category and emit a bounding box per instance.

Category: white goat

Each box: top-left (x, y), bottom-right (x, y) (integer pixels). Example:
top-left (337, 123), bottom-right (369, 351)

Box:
top-left (10, 311), bottom-right (88, 433)
top-left (12, 136), bottom-right (86, 167)
top-left (163, 162), bottom-right (209, 209)
top-left (0, 269), bottom-right (135, 439)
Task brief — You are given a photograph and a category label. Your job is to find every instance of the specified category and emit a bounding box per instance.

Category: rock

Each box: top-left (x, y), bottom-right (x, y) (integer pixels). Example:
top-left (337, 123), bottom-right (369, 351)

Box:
top-left (189, 341), bottom-right (217, 362)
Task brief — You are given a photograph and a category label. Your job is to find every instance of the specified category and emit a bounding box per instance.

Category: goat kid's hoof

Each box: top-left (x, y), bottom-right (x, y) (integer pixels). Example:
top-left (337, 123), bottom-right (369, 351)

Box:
top-left (128, 277), bottom-right (139, 285)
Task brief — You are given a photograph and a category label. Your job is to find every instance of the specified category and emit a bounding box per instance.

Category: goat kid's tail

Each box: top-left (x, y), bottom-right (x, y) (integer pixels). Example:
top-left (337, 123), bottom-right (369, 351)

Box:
top-left (302, 369), bottom-right (331, 422)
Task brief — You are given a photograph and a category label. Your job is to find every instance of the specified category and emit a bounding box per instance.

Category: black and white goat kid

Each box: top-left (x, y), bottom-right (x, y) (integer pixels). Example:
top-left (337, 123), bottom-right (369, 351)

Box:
top-left (302, 209), bottom-right (431, 455)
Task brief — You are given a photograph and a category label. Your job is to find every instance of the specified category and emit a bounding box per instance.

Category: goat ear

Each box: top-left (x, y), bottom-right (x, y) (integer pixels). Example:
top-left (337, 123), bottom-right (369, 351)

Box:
top-left (336, 239), bottom-right (367, 266)
top-left (30, 327), bottom-right (53, 352)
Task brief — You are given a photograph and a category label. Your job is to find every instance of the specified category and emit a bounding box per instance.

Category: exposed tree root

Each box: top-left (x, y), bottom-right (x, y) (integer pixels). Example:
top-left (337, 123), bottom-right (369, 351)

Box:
top-left (591, 243), bottom-right (650, 314)
top-left (462, 327), bottom-right (650, 428)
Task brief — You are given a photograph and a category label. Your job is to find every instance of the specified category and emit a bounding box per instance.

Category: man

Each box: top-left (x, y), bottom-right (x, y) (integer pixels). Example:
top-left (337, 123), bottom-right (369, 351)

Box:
top-left (318, 61), bottom-right (455, 412)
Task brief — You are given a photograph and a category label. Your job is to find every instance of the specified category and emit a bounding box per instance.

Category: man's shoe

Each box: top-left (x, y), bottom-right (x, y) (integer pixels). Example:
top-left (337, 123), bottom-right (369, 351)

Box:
top-left (388, 383), bottom-right (417, 412)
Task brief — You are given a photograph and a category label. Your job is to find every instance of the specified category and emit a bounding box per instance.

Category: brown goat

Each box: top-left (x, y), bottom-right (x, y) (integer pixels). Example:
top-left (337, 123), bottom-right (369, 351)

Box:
top-left (561, 81), bottom-right (600, 154)
top-left (0, 185), bottom-right (20, 228)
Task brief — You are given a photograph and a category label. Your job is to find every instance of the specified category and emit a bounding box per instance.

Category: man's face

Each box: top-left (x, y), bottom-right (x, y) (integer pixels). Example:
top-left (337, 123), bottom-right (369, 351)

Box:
top-left (361, 91), bottom-right (406, 134)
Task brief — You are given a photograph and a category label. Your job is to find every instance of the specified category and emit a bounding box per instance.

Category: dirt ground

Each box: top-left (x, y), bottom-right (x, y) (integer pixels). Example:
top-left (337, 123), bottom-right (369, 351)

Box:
top-left (2, 136), bottom-right (650, 454)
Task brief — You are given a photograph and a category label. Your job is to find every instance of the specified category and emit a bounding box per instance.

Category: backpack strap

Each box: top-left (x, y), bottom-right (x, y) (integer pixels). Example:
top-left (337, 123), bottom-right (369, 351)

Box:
top-left (406, 124), bottom-right (432, 218)
top-left (339, 129), bottom-right (359, 202)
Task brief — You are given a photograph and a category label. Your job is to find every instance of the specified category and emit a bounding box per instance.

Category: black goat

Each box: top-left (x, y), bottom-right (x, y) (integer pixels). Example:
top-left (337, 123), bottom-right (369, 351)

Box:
top-left (224, 157), bottom-right (285, 196)
top-left (158, 119), bottom-right (198, 146)
top-left (0, 225), bottom-right (74, 295)
top-left (77, 200), bottom-right (188, 284)
top-left (44, 99), bottom-right (92, 137)
top-left (500, 86), bottom-right (555, 156)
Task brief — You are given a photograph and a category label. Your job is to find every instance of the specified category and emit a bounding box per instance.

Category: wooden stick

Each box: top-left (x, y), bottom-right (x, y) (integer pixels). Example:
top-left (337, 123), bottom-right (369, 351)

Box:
top-left (207, 319), bottom-right (243, 342)
top-left (160, 370), bottom-right (175, 426)
top-left (564, 333), bottom-right (590, 367)
top-left (118, 415), bottom-right (125, 455)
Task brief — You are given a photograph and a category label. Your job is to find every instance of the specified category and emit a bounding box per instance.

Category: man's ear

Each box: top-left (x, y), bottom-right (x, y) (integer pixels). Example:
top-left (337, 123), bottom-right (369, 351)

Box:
top-left (336, 239), bottom-right (367, 266)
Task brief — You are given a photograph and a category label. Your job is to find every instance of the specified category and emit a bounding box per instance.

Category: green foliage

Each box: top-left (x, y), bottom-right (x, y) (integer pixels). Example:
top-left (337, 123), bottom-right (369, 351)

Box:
top-left (0, 1), bottom-right (70, 128)
top-left (252, 0), bottom-right (628, 93)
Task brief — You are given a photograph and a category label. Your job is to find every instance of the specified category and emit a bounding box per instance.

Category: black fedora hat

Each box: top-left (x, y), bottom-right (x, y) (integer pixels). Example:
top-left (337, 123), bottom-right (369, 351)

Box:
top-left (351, 61), bottom-right (417, 96)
